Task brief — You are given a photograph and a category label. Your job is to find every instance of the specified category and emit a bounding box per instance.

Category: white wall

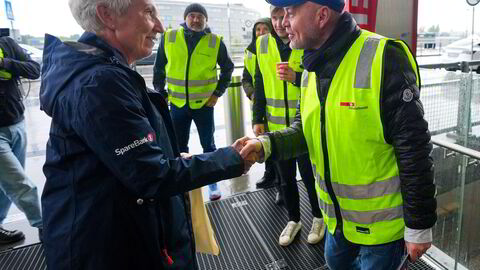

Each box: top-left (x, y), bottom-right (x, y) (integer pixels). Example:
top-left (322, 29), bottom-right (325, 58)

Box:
top-left (375, 0), bottom-right (417, 53)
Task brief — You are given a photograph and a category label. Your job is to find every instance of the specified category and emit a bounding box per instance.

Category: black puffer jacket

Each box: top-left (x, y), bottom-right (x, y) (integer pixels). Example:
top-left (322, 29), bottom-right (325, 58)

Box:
top-left (0, 37), bottom-right (40, 127)
top-left (266, 12), bottom-right (436, 231)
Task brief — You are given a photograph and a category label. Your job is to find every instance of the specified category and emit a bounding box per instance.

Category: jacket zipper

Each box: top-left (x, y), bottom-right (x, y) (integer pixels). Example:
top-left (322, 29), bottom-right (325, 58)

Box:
top-left (185, 53), bottom-right (192, 108)
top-left (317, 76), bottom-right (343, 230)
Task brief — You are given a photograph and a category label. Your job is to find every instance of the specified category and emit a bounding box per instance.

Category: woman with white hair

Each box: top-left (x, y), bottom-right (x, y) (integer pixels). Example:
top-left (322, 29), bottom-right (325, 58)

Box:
top-left (40, 0), bottom-right (248, 269)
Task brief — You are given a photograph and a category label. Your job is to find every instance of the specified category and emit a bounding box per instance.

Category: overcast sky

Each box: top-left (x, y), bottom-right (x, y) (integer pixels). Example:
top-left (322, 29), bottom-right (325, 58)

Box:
top-left (8, 0), bottom-right (480, 37)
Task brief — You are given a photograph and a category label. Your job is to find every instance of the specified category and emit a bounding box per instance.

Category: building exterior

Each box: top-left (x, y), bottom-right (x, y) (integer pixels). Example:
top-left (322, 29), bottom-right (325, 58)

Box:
top-left (154, 1), bottom-right (260, 63)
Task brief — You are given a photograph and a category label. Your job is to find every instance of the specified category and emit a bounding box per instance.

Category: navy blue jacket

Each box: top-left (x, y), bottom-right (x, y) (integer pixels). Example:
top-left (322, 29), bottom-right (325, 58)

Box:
top-left (152, 23), bottom-right (234, 99)
top-left (40, 32), bottom-right (244, 270)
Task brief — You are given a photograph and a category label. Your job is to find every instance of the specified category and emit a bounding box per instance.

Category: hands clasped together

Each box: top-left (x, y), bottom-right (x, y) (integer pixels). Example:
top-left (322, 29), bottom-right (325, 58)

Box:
top-left (232, 136), bottom-right (265, 173)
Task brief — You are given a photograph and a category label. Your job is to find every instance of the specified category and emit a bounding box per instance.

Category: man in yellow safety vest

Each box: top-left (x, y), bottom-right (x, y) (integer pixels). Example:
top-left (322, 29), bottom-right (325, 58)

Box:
top-left (153, 3), bottom-right (234, 201)
top-left (239, 0), bottom-right (437, 269)
top-left (252, 5), bottom-right (325, 247)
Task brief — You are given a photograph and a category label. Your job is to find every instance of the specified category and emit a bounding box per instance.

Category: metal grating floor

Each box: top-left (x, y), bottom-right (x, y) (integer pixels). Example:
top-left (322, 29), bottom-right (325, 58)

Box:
top-left (0, 244), bottom-right (46, 270)
top-left (0, 182), bottom-right (437, 270)
top-left (197, 183), bottom-right (328, 270)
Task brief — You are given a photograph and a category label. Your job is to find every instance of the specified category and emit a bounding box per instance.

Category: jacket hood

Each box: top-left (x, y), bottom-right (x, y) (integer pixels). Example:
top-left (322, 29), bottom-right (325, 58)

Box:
top-left (251, 17), bottom-right (272, 43)
top-left (40, 32), bottom-right (128, 117)
top-left (246, 18), bottom-right (274, 54)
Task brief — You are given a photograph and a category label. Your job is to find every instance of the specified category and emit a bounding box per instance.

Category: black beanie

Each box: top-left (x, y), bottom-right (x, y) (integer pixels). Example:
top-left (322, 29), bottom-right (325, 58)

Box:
top-left (184, 3), bottom-right (208, 21)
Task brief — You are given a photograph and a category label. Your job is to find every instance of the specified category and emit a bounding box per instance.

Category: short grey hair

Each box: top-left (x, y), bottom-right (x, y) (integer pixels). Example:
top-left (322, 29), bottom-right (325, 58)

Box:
top-left (69, 0), bottom-right (133, 33)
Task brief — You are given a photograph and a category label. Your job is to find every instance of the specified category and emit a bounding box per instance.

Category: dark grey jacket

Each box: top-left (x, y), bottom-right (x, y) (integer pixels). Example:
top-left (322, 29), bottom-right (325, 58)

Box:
top-left (0, 37), bottom-right (40, 127)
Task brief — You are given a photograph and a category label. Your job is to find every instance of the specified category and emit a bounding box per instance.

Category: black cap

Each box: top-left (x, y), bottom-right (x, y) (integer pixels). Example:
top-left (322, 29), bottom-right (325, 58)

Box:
top-left (184, 3), bottom-right (208, 21)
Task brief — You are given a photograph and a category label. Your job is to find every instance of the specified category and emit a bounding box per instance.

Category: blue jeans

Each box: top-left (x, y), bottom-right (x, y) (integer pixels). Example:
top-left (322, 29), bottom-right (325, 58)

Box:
top-left (325, 227), bottom-right (405, 270)
top-left (0, 120), bottom-right (42, 228)
top-left (170, 104), bottom-right (218, 191)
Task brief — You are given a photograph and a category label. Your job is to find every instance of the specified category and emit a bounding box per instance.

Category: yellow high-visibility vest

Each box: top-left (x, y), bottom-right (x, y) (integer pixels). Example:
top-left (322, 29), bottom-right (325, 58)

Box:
top-left (300, 30), bottom-right (420, 245)
top-left (0, 48), bottom-right (12, 80)
top-left (164, 27), bottom-right (221, 109)
top-left (256, 34), bottom-right (303, 131)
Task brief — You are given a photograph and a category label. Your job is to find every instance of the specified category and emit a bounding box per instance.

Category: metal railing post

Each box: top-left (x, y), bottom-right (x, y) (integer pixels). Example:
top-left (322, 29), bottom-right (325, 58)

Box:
top-left (223, 76), bottom-right (245, 145)
top-left (456, 62), bottom-right (473, 140)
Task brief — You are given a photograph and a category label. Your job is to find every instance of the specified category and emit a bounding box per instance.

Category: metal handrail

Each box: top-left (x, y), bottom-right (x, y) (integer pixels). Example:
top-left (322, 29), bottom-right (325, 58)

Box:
top-left (431, 137), bottom-right (480, 160)
top-left (419, 60), bottom-right (480, 70)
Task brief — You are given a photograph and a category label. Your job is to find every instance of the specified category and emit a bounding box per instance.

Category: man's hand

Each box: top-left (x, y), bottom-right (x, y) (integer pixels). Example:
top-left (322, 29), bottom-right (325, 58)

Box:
top-left (253, 124), bottom-right (265, 137)
top-left (405, 241), bottom-right (431, 262)
top-left (205, 95), bottom-right (219, 107)
top-left (239, 138), bottom-right (264, 163)
top-left (277, 65), bottom-right (296, 83)
top-left (232, 137), bottom-right (255, 172)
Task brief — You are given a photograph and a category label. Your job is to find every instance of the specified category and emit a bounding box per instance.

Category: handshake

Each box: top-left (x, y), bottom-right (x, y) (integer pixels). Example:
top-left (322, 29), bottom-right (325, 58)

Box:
top-left (231, 136), bottom-right (266, 173)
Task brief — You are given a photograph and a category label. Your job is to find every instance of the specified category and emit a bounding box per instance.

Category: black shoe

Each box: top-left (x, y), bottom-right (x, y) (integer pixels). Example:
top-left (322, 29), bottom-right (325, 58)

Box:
top-left (256, 176), bottom-right (275, 189)
top-left (275, 192), bottom-right (284, 205)
top-left (0, 226), bottom-right (25, 245)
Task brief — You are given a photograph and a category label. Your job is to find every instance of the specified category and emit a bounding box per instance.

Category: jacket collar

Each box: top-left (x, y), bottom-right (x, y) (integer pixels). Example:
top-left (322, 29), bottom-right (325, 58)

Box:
top-left (78, 32), bottom-right (129, 66)
top-left (180, 22), bottom-right (211, 37)
top-left (303, 12), bottom-right (361, 72)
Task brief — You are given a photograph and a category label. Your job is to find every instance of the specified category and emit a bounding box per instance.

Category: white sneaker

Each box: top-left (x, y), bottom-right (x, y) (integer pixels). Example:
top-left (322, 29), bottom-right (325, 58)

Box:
top-left (279, 221), bottom-right (302, 246)
top-left (307, 217), bottom-right (325, 244)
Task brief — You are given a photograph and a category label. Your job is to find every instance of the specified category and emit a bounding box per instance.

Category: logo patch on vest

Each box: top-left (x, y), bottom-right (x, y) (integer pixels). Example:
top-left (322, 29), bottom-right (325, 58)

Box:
top-left (340, 102), bottom-right (368, 110)
top-left (356, 226), bottom-right (371, 234)
top-left (402, 89), bottom-right (414, 102)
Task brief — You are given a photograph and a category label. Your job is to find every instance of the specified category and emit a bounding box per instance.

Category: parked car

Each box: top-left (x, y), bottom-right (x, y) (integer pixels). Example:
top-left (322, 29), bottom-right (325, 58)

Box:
top-left (442, 35), bottom-right (480, 72)
top-left (136, 43), bottom-right (159, 66)
top-left (19, 43), bottom-right (43, 66)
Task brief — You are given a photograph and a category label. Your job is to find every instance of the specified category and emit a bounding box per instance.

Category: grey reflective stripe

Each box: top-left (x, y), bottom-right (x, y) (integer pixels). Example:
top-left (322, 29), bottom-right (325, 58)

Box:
top-left (169, 30), bottom-right (177, 43)
top-left (247, 51), bottom-right (253, 59)
top-left (168, 89), bottom-right (212, 100)
top-left (189, 77), bottom-right (218, 87)
top-left (167, 77), bottom-right (185, 86)
top-left (342, 205), bottom-right (403, 225)
top-left (363, 0), bottom-right (369, 8)
top-left (167, 77), bottom-right (217, 87)
top-left (354, 36), bottom-right (380, 89)
top-left (318, 199), bottom-right (337, 219)
top-left (260, 35), bottom-right (269, 54)
top-left (168, 90), bottom-right (186, 99)
top-left (266, 112), bottom-right (286, 125)
top-left (312, 165), bottom-right (404, 224)
top-left (209, 34), bottom-right (217, 48)
top-left (301, 71), bottom-right (309, 88)
top-left (351, 0), bottom-right (359, 6)
top-left (189, 91), bottom-right (214, 99)
top-left (315, 171), bottom-right (401, 200)
top-left (266, 98), bottom-right (297, 109)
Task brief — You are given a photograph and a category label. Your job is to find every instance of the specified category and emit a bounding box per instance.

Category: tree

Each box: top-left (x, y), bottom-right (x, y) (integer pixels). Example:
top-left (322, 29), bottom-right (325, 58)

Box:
top-left (427, 24), bottom-right (440, 33)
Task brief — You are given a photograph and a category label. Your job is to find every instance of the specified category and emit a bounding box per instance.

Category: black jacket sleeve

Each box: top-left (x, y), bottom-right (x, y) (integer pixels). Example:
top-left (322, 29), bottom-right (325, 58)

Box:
top-left (152, 34), bottom-right (168, 98)
top-left (213, 39), bottom-right (234, 97)
top-left (267, 102), bottom-right (309, 160)
top-left (1, 37), bottom-right (40, 80)
top-left (293, 71), bottom-right (302, 87)
top-left (252, 59), bottom-right (266, 125)
top-left (382, 41), bottom-right (437, 230)
top-left (241, 66), bottom-right (254, 100)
